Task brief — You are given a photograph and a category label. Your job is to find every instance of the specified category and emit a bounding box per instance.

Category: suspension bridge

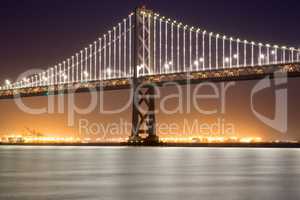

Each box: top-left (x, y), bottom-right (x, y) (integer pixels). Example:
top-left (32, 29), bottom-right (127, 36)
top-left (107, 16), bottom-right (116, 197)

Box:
top-left (0, 6), bottom-right (300, 144)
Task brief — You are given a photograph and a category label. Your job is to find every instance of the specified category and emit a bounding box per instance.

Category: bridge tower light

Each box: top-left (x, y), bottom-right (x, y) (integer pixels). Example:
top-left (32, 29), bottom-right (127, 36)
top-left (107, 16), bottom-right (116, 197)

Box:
top-left (106, 68), bottom-right (112, 79)
top-left (224, 57), bottom-right (230, 68)
top-left (5, 79), bottom-right (11, 87)
top-left (83, 71), bottom-right (89, 78)
top-left (164, 63), bottom-right (170, 70)
top-left (194, 60), bottom-right (199, 67)
top-left (63, 74), bottom-right (68, 81)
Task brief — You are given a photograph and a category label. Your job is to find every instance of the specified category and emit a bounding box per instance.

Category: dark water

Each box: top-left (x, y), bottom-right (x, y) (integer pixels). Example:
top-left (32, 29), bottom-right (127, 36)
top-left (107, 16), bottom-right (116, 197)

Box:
top-left (0, 146), bottom-right (300, 200)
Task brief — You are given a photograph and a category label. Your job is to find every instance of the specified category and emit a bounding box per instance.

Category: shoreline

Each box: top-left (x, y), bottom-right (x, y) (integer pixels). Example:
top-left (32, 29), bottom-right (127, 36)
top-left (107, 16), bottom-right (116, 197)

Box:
top-left (1, 143), bottom-right (300, 148)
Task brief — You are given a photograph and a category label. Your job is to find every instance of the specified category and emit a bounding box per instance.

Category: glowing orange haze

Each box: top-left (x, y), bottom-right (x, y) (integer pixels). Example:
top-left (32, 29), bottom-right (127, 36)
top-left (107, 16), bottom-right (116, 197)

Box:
top-left (0, 81), bottom-right (299, 142)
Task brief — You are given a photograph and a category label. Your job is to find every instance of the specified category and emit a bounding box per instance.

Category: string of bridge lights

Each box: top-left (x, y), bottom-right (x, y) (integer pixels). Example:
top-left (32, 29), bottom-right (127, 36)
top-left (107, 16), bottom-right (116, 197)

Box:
top-left (1, 10), bottom-right (300, 91)
top-left (0, 13), bottom-right (135, 91)
top-left (147, 11), bottom-right (300, 75)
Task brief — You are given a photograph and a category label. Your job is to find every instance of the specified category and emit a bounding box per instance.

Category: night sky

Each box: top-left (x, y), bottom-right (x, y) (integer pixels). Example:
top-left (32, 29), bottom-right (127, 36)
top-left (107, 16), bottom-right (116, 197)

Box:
top-left (0, 0), bottom-right (300, 140)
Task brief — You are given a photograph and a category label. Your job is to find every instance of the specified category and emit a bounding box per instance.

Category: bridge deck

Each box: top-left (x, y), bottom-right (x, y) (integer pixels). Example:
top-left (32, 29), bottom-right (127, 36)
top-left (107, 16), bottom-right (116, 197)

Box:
top-left (0, 63), bottom-right (299, 99)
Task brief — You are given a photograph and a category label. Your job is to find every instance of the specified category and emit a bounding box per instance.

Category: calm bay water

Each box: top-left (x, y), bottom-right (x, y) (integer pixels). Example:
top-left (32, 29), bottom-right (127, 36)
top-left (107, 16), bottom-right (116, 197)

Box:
top-left (0, 146), bottom-right (300, 200)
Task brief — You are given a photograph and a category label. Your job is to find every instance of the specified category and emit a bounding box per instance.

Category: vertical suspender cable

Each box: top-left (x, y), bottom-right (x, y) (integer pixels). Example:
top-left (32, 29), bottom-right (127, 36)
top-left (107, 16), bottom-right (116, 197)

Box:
top-left (177, 24), bottom-right (180, 72)
top-left (229, 38), bottom-right (232, 68)
top-left (196, 30), bottom-right (199, 71)
top-left (104, 35), bottom-right (107, 79)
top-left (94, 42), bottom-right (97, 80)
top-left (76, 53), bottom-right (79, 82)
top-left (148, 14), bottom-right (151, 74)
top-left (129, 15), bottom-right (132, 76)
top-left (236, 39), bottom-right (240, 67)
top-left (88, 44), bottom-right (93, 80)
top-left (85, 48), bottom-right (88, 81)
top-left (202, 31), bottom-right (205, 70)
top-left (67, 59), bottom-right (70, 83)
top-left (154, 16), bottom-right (157, 74)
top-left (251, 42), bottom-right (254, 66)
top-left (183, 26), bottom-right (186, 71)
top-left (118, 23), bottom-right (122, 77)
top-left (99, 39), bottom-right (102, 80)
top-left (244, 41), bottom-right (247, 67)
top-left (165, 20), bottom-right (168, 73)
top-left (216, 35), bottom-right (218, 69)
top-left (113, 28), bottom-right (116, 78)
top-left (189, 29), bottom-right (192, 71)
top-left (209, 33), bottom-right (212, 70)
top-left (159, 19), bottom-right (162, 74)
top-left (223, 36), bottom-right (225, 69)
top-left (124, 19), bottom-right (127, 76)
top-left (80, 51), bottom-right (83, 82)
top-left (71, 56), bottom-right (74, 83)
top-left (171, 22), bottom-right (174, 73)
top-left (108, 32), bottom-right (112, 79)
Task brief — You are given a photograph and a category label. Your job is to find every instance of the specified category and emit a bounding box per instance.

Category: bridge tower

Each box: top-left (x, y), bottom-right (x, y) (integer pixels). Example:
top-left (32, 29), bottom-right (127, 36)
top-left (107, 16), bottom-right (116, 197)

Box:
top-left (129, 6), bottom-right (159, 144)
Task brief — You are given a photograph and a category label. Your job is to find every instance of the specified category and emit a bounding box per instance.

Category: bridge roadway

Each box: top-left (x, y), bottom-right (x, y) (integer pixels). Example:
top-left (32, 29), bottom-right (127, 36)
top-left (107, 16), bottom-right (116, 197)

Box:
top-left (0, 62), bottom-right (299, 100)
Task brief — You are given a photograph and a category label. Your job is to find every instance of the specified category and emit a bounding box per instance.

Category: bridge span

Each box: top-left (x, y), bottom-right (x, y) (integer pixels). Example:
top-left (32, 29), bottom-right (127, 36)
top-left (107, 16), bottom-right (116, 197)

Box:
top-left (0, 6), bottom-right (300, 144)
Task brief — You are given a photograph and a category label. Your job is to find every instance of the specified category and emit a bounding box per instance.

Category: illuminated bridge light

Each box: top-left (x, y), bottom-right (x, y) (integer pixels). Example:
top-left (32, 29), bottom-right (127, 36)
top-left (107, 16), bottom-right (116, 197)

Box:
top-left (194, 60), bottom-right (199, 67)
top-left (5, 80), bottom-right (11, 86)
top-left (0, 8), bottom-right (299, 92)
top-left (0, 7), bottom-right (300, 145)
top-left (83, 71), bottom-right (89, 78)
